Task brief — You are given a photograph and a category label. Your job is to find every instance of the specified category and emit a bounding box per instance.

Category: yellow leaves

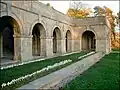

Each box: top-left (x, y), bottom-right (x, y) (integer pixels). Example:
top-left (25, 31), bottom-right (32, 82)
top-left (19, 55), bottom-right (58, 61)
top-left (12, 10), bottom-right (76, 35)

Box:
top-left (98, 7), bottom-right (105, 16)
top-left (67, 8), bottom-right (76, 17)
top-left (94, 6), bottom-right (116, 40)
top-left (66, 8), bottom-right (91, 18)
top-left (105, 7), bottom-right (112, 13)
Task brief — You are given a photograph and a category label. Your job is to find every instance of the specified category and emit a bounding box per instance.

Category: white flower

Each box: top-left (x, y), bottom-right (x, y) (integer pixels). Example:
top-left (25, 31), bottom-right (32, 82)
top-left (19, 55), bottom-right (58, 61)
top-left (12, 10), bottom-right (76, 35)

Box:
top-left (7, 82), bottom-right (11, 86)
top-left (1, 59), bottom-right (72, 88)
top-left (1, 58), bottom-right (46, 70)
top-left (78, 52), bottom-right (95, 59)
top-left (1, 83), bottom-right (6, 88)
top-left (47, 66), bottom-right (52, 69)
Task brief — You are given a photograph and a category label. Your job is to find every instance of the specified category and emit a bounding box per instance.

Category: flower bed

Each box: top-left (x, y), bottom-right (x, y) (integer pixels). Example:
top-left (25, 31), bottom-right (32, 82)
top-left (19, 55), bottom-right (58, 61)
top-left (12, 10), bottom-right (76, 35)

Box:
top-left (1, 51), bottom-right (80, 70)
top-left (1, 59), bottom-right (72, 88)
top-left (1, 51), bottom-right (95, 90)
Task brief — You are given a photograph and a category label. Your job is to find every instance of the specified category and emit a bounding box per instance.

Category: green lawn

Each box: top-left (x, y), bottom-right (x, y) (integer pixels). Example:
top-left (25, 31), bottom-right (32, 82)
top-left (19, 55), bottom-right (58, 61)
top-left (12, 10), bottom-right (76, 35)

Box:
top-left (112, 48), bottom-right (120, 52)
top-left (1, 51), bottom-right (90, 90)
top-left (63, 52), bottom-right (120, 90)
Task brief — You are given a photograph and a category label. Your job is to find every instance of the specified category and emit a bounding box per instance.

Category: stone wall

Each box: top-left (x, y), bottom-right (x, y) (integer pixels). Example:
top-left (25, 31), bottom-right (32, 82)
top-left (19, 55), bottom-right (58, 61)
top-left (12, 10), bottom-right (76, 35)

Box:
top-left (0, 1), bottom-right (111, 61)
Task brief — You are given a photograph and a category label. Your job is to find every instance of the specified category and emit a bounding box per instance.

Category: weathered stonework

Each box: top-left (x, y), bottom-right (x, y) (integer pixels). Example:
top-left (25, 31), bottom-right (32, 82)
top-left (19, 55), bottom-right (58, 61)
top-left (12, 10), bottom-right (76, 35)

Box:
top-left (0, 1), bottom-right (111, 61)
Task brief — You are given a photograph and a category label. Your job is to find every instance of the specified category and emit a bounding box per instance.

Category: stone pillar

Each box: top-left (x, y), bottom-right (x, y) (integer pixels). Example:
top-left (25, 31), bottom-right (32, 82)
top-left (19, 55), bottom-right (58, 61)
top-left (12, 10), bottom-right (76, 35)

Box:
top-left (96, 37), bottom-right (106, 52)
top-left (69, 39), bottom-right (72, 52)
top-left (57, 38), bottom-right (62, 53)
top-left (105, 30), bottom-right (111, 54)
top-left (105, 37), bottom-right (111, 54)
top-left (40, 37), bottom-right (46, 57)
top-left (20, 35), bottom-right (33, 61)
top-left (46, 37), bottom-right (53, 57)
top-left (73, 39), bottom-right (80, 52)
top-left (7, 1), bottom-right (12, 15)
top-left (0, 33), bottom-right (3, 57)
top-left (89, 38), bottom-right (91, 50)
top-left (71, 39), bottom-right (75, 52)
top-left (79, 38), bottom-right (82, 51)
top-left (13, 35), bottom-right (21, 61)
top-left (61, 38), bottom-right (66, 54)
top-left (66, 38), bottom-right (72, 53)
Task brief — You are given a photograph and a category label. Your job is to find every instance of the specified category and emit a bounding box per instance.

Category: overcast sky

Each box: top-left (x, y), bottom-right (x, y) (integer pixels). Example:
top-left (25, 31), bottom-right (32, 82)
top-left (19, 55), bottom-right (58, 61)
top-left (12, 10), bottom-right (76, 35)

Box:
top-left (40, 1), bottom-right (119, 15)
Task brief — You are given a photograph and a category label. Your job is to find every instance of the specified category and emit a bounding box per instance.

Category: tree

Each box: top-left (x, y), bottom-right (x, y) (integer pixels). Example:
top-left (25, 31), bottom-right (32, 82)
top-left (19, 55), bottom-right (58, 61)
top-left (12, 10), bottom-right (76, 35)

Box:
top-left (46, 3), bottom-right (50, 6)
top-left (104, 6), bottom-right (116, 40)
top-left (116, 12), bottom-right (120, 26)
top-left (46, 3), bottom-right (54, 9)
top-left (94, 6), bottom-right (116, 40)
top-left (94, 6), bottom-right (105, 16)
top-left (93, 6), bottom-right (118, 49)
top-left (67, 1), bottom-right (92, 18)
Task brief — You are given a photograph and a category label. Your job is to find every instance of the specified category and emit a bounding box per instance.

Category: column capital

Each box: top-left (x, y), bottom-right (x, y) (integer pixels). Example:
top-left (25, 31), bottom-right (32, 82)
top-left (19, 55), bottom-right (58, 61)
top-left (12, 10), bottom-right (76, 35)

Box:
top-left (13, 35), bottom-right (33, 38)
top-left (46, 37), bottom-right (53, 39)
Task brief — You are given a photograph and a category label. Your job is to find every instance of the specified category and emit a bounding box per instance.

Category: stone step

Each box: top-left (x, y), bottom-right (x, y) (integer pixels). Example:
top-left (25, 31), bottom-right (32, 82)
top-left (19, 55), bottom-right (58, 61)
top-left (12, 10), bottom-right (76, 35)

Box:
top-left (17, 52), bottom-right (105, 90)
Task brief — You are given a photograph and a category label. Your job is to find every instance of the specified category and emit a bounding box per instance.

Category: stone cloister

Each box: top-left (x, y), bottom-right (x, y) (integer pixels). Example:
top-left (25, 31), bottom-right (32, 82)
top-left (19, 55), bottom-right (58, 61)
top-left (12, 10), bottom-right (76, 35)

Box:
top-left (0, 1), bottom-right (111, 62)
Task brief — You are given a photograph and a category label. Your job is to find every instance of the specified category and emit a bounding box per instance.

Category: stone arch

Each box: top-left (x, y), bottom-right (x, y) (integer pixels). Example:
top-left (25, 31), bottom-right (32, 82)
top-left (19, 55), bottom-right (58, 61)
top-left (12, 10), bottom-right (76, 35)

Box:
top-left (53, 27), bottom-right (62, 53)
top-left (82, 30), bottom-right (96, 51)
top-left (11, 12), bottom-right (23, 34)
top-left (80, 28), bottom-right (97, 39)
top-left (51, 25), bottom-right (62, 36)
top-left (0, 15), bottom-right (21, 61)
top-left (65, 30), bottom-right (72, 52)
top-left (30, 19), bottom-right (39, 35)
top-left (30, 19), bottom-right (47, 36)
top-left (32, 23), bottom-right (46, 57)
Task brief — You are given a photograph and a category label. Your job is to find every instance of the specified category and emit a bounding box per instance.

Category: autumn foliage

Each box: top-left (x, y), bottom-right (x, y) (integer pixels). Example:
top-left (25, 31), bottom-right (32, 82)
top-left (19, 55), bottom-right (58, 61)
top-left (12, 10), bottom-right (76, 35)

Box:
top-left (66, 2), bottom-right (92, 18)
top-left (67, 8), bottom-right (92, 18)
top-left (67, 2), bottom-right (120, 48)
top-left (111, 32), bottom-right (120, 48)
top-left (94, 6), bottom-right (120, 48)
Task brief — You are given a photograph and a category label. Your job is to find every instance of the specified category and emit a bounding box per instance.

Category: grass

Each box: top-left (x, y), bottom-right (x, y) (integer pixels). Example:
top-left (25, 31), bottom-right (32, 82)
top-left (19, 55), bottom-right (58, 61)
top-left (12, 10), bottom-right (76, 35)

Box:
top-left (112, 48), bottom-right (120, 51)
top-left (1, 51), bottom-right (91, 90)
top-left (63, 52), bottom-right (120, 90)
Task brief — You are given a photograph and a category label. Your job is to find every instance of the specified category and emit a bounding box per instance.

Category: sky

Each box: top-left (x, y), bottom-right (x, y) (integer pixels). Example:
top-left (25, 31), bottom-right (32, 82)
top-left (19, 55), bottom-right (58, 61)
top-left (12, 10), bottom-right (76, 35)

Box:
top-left (40, 1), bottom-right (119, 15)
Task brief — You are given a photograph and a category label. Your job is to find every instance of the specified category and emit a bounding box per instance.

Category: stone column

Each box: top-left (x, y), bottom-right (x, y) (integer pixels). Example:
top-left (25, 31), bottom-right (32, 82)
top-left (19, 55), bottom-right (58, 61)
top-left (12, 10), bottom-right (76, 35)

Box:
top-left (105, 37), bottom-right (111, 54)
top-left (7, 1), bottom-right (12, 15)
top-left (57, 38), bottom-right (62, 53)
top-left (71, 39), bottom-right (75, 52)
top-left (89, 38), bottom-right (91, 50)
top-left (13, 35), bottom-right (21, 61)
top-left (79, 39), bottom-right (82, 51)
top-left (61, 37), bottom-right (66, 54)
top-left (20, 35), bottom-right (33, 61)
top-left (0, 34), bottom-right (3, 57)
top-left (66, 38), bottom-right (72, 53)
top-left (73, 39), bottom-right (80, 52)
top-left (46, 37), bottom-right (53, 57)
top-left (105, 30), bottom-right (111, 54)
top-left (96, 37), bottom-right (106, 52)
top-left (40, 37), bottom-right (46, 57)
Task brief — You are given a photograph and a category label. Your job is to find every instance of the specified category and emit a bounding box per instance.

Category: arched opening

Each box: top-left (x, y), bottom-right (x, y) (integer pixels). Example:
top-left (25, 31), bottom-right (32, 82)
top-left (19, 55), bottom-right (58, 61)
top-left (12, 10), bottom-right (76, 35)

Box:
top-left (32, 23), bottom-right (46, 57)
top-left (53, 27), bottom-right (61, 53)
top-left (82, 31), bottom-right (96, 51)
top-left (32, 25), bottom-right (40, 56)
top-left (66, 30), bottom-right (72, 52)
top-left (0, 16), bottom-right (20, 61)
